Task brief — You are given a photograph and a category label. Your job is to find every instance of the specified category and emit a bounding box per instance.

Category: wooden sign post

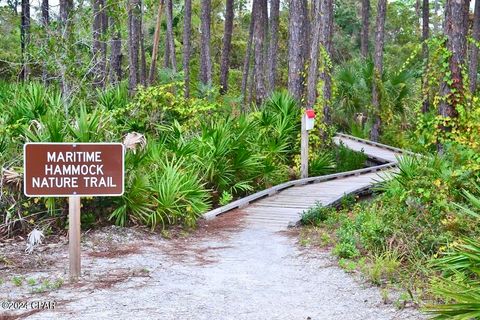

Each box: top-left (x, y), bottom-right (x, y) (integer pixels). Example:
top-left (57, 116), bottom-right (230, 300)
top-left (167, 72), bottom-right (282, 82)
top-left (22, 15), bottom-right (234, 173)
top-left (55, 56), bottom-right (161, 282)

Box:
top-left (300, 116), bottom-right (309, 179)
top-left (301, 109), bottom-right (316, 179)
top-left (24, 143), bottom-right (124, 282)
top-left (69, 196), bottom-right (81, 280)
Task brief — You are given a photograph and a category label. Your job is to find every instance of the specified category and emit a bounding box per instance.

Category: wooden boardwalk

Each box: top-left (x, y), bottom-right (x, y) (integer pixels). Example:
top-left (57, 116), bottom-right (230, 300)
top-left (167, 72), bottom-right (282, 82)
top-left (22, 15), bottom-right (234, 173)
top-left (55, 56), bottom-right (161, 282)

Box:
top-left (203, 133), bottom-right (405, 231)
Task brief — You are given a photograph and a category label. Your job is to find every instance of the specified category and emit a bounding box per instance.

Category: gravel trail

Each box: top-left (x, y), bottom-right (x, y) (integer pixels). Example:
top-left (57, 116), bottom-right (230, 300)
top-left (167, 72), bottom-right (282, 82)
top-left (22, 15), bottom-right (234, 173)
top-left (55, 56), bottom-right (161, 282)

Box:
top-left (1, 211), bottom-right (423, 320)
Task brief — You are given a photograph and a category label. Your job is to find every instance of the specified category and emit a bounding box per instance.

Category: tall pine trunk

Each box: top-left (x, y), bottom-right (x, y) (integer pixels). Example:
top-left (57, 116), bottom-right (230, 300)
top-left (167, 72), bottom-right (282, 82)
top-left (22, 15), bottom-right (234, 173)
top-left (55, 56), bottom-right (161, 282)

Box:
top-left (128, 0), bottom-right (141, 95)
top-left (140, 0), bottom-right (147, 85)
top-left (360, 0), bottom-right (370, 58)
top-left (59, 0), bottom-right (73, 100)
top-left (60, 0), bottom-right (73, 25)
top-left (219, 0), bottom-right (234, 94)
top-left (253, 0), bottom-right (267, 104)
top-left (149, 0), bottom-right (165, 84)
top-left (306, 0), bottom-right (322, 108)
top-left (241, 12), bottom-right (255, 101)
top-left (319, 0), bottom-right (334, 125)
top-left (288, 0), bottom-right (308, 101)
top-left (267, 0), bottom-right (280, 92)
top-left (469, 0), bottom-right (480, 93)
top-left (200, 0), bottom-right (212, 85)
top-left (109, 26), bottom-right (123, 85)
top-left (437, 0), bottom-right (469, 153)
top-left (92, 0), bottom-right (107, 88)
top-left (421, 0), bottom-right (430, 112)
top-left (183, 0), bottom-right (192, 97)
top-left (20, 0), bottom-right (30, 81)
top-left (41, 0), bottom-right (49, 83)
top-left (164, 0), bottom-right (172, 68)
top-left (165, 0), bottom-right (177, 72)
top-left (370, 0), bottom-right (387, 142)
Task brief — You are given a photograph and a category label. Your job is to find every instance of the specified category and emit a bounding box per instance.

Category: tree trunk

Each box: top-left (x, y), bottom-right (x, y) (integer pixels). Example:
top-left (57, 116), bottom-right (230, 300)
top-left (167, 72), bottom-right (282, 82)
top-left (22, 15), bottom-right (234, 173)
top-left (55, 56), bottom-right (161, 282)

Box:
top-left (92, 0), bottom-right (107, 88)
top-left (437, 0), bottom-right (469, 151)
top-left (253, 0), bottom-right (267, 104)
top-left (20, 0), bottom-right (30, 81)
top-left (110, 28), bottom-right (123, 84)
top-left (59, 0), bottom-right (73, 100)
top-left (360, 0), bottom-right (370, 58)
top-left (421, 0), bottom-right (430, 113)
top-left (60, 0), bottom-right (73, 25)
top-left (261, 0), bottom-right (269, 67)
top-left (140, 0), bottom-right (147, 85)
top-left (219, 0), bottom-right (234, 94)
top-left (267, 0), bottom-right (280, 92)
top-left (319, 0), bottom-right (334, 125)
top-left (288, 0), bottom-right (308, 102)
top-left (306, 0), bottom-right (322, 108)
top-left (370, 0), bottom-right (387, 142)
top-left (433, 0), bottom-right (440, 33)
top-left (128, 0), bottom-right (141, 95)
top-left (165, 0), bottom-right (177, 72)
top-left (149, 0), bottom-right (165, 84)
top-left (41, 0), bottom-right (49, 83)
top-left (183, 0), bottom-right (192, 97)
top-left (241, 12), bottom-right (255, 101)
top-left (42, 0), bottom-right (49, 26)
top-left (200, 0), bottom-right (212, 85)
top-left (469, 0), bottom-right (480, 93)
top-left (164, 16), bottom-right (171, 68)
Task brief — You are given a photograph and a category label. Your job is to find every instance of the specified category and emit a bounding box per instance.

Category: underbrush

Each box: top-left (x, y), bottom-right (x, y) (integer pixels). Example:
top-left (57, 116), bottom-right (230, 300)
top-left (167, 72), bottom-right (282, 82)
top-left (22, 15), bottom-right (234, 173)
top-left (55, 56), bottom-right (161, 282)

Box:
top-left (0, 82), bottom-right (367, 237)
top-left (301, 145), bottom-right (480, 313)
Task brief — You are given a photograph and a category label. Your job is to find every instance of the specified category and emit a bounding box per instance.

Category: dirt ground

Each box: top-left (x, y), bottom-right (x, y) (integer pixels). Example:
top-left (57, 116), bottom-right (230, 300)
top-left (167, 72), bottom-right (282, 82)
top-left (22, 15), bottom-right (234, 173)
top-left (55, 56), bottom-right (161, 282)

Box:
top-left (0, 210), bottom-right (424, 320)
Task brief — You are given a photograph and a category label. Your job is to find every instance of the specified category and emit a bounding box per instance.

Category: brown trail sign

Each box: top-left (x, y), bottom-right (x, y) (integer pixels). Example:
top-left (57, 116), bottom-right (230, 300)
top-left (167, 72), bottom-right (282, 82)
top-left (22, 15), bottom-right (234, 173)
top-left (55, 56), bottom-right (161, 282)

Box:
top-left (24, 143), bottom-right (125, 282)
top-left (24, 143), bottom-right (124, 196)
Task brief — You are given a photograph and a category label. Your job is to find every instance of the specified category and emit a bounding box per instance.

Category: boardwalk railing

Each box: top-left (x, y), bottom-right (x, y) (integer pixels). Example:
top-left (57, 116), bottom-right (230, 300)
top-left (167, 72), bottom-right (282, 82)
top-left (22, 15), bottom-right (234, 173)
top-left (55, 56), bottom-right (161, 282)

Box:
top-left (202, 133), bottom-right (410, 220)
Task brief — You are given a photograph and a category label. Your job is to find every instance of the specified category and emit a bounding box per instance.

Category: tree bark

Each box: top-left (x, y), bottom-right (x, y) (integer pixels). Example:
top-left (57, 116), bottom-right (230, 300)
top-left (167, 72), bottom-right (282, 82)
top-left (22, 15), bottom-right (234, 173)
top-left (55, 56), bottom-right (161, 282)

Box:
top-left (421, 0), bottom-right (430, 113)
top-left (164, 1), bottom-right (172, 69)
top-left (41, 0), bottom-right (49, 83)
top-left (149, 0), bottom-right (165, 84)
top-left (306, 0), bottom-right (322, 109)
top-left (60, 0), bottom-right (73, 25)
top-left (110, 27), bottom-right (123, 85)
top-left (128, 0), bottom-right (141, 95)
top-left (319, 0), bottom-right (334, 125)
top-left (253, 0), bottom-right (267, 104)
top-left (241, 11), bottom-right (255, 101)
top-left (469, 0), bottom-right (480, 93)
top-left (433, 0), bottom-right (440, 33)
top-left (165, 0), bottom-right (177, 72)
top-left (267, 0), bottom-right (280, 92)
top-left (183, 0), bottom-right (192, 97)
top-left (438, 0), bottom-right (469, 144)
top-left (200, 0), bottom-right (213, 85)
top-left (288, 0), bottom-right (308, 102)
top-left (360, 0), bottom-right (370, 58)
top-left (20, 0), bottom-right (30, 81)
top-left (92, 0), bottom-right (107, 88)
top-left (42, 0), bottom-right (49, 26)
top-left (140, 0), bottom-right (147, 85)
top-left (370, 0), bottom-right (387, 142)
top-left (219, 0), bottom-right (235, 94)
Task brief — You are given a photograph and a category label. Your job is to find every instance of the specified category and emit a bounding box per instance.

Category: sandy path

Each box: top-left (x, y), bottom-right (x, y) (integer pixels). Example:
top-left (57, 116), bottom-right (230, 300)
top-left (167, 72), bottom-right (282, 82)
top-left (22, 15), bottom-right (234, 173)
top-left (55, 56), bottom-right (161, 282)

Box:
top-left (1, 211), bottom-right (423, 320)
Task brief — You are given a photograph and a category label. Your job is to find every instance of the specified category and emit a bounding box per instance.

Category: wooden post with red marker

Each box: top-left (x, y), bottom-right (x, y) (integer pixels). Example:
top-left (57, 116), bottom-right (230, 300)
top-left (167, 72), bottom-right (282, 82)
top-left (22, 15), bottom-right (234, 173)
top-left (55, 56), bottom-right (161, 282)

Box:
top-left (301, 109), bottom-right (316, 179)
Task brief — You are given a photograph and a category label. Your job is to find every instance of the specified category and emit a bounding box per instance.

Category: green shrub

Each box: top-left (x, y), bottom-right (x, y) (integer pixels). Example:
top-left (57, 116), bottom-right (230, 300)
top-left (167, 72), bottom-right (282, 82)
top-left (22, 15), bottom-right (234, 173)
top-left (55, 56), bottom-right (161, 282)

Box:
top-left (151, 157), bottom-right (211, 228)
top-left (428, 187), bottom-right (480, 319)
top-left (309, 152), bottom-right (336, 176)
top-left (333, 220), bottom-right (360, 258)
top-left (335, 143), bottom-right (367, 172)
top-left (301, 203), bottom-right (334, 226)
